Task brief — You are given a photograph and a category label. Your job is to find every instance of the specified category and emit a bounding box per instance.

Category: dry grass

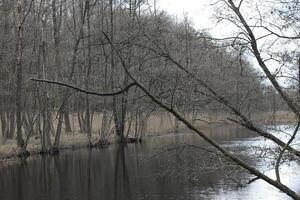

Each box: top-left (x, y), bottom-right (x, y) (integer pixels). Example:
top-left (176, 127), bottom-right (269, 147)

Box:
top-left (0, 110), bottom-right (296, 160)
top-left (252, 110), bottom-right (297, 124)
top-left (0, 133), bottom-right (106, 159)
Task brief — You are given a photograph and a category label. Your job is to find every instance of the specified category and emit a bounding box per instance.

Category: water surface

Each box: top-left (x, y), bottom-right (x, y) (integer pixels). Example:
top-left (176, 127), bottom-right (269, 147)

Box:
top-left (0, 125), bottom-right (299, 200)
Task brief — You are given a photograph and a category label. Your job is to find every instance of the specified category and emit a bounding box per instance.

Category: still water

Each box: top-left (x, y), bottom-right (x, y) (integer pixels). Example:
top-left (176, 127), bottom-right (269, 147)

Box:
top-left (0, 125), bottom-right (299, 200)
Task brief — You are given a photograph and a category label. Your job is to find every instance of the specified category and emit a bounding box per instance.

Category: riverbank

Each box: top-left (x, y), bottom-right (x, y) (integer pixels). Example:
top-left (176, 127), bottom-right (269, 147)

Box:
top-left (0, 110), bottom-right (296, 161)
top-left (0, 133), bottom-right (100, 160)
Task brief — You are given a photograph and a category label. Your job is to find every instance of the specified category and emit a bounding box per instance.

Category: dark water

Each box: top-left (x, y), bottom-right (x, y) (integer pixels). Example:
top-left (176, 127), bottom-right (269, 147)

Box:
top-left (0, 125), bottom-right (300, 200)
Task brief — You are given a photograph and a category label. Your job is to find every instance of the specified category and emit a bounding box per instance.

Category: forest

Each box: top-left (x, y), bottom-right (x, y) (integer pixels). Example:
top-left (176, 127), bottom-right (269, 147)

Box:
top-left (0, 0), bottom-right (300, 200)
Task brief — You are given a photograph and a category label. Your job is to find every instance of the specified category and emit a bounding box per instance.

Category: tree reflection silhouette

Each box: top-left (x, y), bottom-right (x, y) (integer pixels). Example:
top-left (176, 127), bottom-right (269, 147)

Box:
top-left (114, 144), bottom-right (132, 200)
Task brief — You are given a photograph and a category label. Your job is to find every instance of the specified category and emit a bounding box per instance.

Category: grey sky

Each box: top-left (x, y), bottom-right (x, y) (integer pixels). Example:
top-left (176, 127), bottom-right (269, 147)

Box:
top-left (157, 0), bottom-right (222, 35)
top-left (157, 0), bottom-right (300, 86)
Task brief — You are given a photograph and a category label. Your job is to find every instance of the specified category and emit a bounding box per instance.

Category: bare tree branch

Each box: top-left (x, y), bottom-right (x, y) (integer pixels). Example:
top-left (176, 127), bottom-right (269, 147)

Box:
top-left (140, 34), bottom-right (300, 158)
top-left (227, 0), bottom-right (300, 117)
top-left (30, 78), bottom-right (137, 96)
top-left (275, 121), bottom-right (300, 183)
top-left (104, 32), bottom-right (300, 200)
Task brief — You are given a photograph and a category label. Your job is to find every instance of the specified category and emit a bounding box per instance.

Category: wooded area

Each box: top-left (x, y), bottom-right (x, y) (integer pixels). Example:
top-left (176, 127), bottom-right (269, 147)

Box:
top-left (0, 0), bottom-right (300, 199)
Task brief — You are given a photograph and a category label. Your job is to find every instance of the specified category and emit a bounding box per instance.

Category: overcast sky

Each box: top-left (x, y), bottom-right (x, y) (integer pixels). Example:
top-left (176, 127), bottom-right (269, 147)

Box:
top-left (156, 0), bottom-right (294, 84)
top-left (157, 0), bottom-right (221, 35)
top-left (156, 0), bottom-right (280, 38)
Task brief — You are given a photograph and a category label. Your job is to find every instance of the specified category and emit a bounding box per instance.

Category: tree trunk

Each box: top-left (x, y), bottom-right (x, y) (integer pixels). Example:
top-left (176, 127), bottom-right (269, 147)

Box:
top-left (64, 111), bottom-right (72, 132)
top-left (15, 0), bottom-right (24, 149)
top-left (86, 0), bottom-right (92, 146)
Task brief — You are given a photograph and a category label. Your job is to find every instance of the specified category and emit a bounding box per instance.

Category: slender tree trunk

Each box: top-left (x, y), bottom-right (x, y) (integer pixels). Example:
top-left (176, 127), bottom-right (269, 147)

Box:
top-left (109, 0), bottom-right (124, 141)
top-left (64, 111), bottom-right (72, 132)
top-left (41, 10), bottom-right (52, 150)
top-left (99, 0), bottom-right (109, 142)
top-left (51, 0), bottom-right (67, 149)
top-left (86, 0), bottom-right (92, 146)
top-left (53, 108), bottom-right (63, 148)
top-left (15, 0), bottom-right (24, 149)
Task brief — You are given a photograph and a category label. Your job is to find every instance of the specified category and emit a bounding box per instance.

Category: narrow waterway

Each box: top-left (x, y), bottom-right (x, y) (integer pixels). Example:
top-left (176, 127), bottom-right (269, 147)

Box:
top-left (0, 125), bottom-right (299, 200)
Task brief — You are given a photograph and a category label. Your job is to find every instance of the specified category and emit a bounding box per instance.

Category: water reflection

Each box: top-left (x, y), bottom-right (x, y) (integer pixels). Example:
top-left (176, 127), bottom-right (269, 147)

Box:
top-left (0, 125), bottom-right (299, 200)
top-left (114, 145), bottom-right (131, 200)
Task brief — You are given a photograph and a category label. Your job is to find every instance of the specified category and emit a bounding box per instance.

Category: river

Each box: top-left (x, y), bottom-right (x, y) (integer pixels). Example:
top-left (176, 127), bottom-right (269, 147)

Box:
top-left (0, 125), bottom-right (299, 200)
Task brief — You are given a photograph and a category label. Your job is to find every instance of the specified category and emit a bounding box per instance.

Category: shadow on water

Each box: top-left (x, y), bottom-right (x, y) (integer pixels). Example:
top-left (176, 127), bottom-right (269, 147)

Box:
top-left (114, 144), bottom-right (131, 200)
top-left (0, 125), bottom-right (299, 200)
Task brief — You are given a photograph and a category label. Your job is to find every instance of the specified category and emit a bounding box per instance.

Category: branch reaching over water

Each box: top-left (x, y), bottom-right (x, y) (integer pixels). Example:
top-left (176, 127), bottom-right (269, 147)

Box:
top-left (30, 78), bottom-right (137, 96)
top-left (102, 31), bottom-right (300, 200)
top-left (275, 121), bottom-right (300, 183)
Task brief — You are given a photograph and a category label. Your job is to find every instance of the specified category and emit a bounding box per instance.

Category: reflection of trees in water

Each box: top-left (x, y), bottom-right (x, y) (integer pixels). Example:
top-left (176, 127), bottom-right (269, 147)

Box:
top-left (1, 132), bottom-right (297, 200)
top-left (17, 161), bottom-right (27, 200)
top-left (53, 156), bottom-right (63, 200)
top-left (87, 149), bottom-right (91, 200)
top-left (114, 144), bottom-right (131, 200)
top-left (153, 142), bottom-right (254, 188)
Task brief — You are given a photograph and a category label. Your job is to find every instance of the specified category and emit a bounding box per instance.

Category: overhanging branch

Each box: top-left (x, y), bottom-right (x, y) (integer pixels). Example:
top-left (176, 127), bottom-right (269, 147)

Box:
top-left (30, 78), bottom-right (137, 96)
top-left (103, 32), bottom-right (300, 200)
